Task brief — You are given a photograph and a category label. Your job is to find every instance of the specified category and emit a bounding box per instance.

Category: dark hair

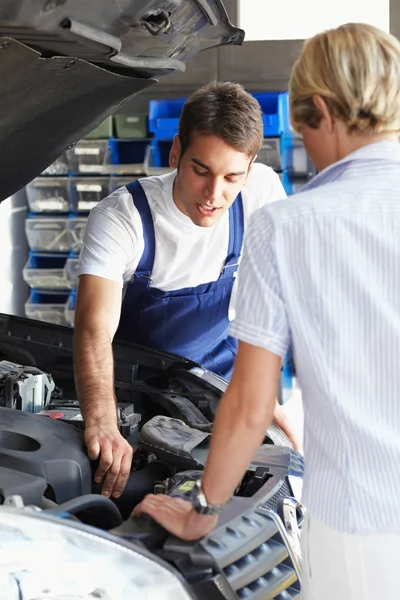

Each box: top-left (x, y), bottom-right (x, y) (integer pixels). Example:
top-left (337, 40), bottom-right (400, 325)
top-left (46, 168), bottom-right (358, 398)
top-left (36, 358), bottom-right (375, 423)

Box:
top-left (178, 81), bottom-right (264, 159)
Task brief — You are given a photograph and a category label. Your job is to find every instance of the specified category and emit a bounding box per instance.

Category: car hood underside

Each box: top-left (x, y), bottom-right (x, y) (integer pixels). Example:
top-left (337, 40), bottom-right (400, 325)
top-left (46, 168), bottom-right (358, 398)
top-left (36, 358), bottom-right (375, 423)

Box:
top-left (0, 0), bottom-right (243, 201)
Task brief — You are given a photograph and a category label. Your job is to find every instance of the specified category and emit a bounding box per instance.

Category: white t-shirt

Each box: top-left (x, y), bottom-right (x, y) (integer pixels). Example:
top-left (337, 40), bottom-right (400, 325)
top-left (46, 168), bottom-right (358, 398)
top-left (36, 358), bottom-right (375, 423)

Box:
top-left (77, 163), bottom-right (286, 315)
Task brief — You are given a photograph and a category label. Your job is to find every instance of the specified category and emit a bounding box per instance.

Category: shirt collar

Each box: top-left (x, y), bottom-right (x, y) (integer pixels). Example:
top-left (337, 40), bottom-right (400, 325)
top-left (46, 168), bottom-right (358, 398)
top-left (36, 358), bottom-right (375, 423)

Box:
top-left (302, 140), bottom-right (400, 192)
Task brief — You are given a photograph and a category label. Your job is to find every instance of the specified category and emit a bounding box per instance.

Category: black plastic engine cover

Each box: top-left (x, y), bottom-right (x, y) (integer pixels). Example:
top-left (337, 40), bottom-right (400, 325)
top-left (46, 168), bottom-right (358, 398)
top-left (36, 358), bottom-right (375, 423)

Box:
top-left (0, 407), bottom-right (92, 506)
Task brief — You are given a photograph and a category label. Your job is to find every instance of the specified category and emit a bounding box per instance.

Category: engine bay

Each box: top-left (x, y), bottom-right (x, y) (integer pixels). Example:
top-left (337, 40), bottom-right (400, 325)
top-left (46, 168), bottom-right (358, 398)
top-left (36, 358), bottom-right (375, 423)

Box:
top-left (0, 313), bottom-right (303, 599)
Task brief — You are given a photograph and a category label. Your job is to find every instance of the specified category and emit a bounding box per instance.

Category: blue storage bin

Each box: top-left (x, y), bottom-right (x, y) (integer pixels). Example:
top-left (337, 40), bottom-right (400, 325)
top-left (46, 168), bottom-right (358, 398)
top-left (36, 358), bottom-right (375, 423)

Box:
top-left (23, 252), bottom-right (70, 289)
top-left (148, 97), bottom-right (186, 139)
top-left (148, 92), bottom-right (290, 140)
top-left (25, 289), bottom-right (70, 325)
top-left (252, 91), bottom-right (290, 137)
top-left (144, 140), bottom-right (173, 176)
top-left (65, 289), bottom-right (77, 326)
top-left (280, 134), bottom-right (314, 176)
top-left (105, 138), bottom-right (148, 175)
top-left (280, 171), bottom-right (293, 196)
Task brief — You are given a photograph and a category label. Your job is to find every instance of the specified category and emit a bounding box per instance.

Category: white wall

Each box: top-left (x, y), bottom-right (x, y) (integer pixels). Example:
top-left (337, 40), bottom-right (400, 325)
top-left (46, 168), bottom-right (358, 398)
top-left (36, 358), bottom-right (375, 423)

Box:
top-left (239, 0), bottom-right (390, 41)
top-left (0, 198), bottom-right (16, 314)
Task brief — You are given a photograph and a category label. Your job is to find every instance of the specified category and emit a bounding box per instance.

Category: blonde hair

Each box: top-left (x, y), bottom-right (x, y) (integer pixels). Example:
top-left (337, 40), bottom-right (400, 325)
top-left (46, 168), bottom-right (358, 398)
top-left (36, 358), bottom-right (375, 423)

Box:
top-left (289, 23), bottom-right (400, 134)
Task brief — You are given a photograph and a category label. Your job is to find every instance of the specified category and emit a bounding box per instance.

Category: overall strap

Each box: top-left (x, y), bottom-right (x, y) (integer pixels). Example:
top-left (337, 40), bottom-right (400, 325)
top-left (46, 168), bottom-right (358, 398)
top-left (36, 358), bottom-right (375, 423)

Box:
top-left (220, 192), bottom-right (244, 278)
top-left (126, 180), bottom-right (156, 278)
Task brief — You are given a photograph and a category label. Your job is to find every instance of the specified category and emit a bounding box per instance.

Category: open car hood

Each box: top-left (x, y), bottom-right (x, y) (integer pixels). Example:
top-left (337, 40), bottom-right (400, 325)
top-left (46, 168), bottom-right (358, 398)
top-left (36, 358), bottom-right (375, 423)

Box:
top-left (0, 0), bottom-right (243, 201)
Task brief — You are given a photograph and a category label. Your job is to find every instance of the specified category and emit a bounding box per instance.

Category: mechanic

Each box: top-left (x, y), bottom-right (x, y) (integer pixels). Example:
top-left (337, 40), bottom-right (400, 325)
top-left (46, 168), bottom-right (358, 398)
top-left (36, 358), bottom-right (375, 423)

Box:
top-left (134, 24), bottom-right (400, 600)
top-left (73, 81), bottom-right (298, 499)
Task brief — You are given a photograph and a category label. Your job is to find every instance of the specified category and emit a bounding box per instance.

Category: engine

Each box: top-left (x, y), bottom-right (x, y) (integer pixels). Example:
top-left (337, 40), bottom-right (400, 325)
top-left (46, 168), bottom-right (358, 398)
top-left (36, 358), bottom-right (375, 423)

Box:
top-left (0, 360), bottom-right (54, 412)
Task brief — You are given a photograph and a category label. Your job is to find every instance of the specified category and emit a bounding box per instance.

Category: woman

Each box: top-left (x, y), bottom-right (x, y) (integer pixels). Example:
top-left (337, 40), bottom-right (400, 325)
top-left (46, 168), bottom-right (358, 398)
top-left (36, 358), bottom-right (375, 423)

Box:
top-left (134, 23), bottom-right (400, 599)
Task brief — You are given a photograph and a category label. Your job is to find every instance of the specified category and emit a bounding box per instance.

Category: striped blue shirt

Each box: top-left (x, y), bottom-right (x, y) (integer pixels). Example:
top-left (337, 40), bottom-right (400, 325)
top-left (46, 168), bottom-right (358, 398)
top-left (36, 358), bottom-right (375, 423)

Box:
top-left (230, 141), bottom-right (400, 534)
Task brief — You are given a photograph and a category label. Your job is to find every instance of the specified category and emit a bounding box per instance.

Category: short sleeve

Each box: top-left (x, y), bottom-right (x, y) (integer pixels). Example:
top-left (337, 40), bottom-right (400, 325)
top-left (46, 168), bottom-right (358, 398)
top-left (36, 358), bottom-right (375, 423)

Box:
top-left (229, 207), bottom-right (290, 357)
top-left (77, 200), bottom-right (140, 286)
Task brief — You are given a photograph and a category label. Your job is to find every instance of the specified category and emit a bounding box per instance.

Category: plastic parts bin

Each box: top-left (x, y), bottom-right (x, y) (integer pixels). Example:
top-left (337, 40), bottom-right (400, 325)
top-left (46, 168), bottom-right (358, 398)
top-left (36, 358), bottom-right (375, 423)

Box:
top-left (148, 97), bottom-right (186, 139)
top-left (25, 290), bottom-right (70, 326)
top-left (144, 140), bottom-right (174, 176)
top-left (66, 140), bottom-right (108, 174)
top-left (25, 216), bottom-right (69, 252)
top-left (69, 177), bottom-right (109, 211)
top-left (252, 91), bottom-right (291, 137)
top-left (84, 116), bottom-right (113, 139)
top-left (26, 178), bottom-right (71, 213)
top-left (23, 252), bottom-right (70, 290)
top-left (103, 138), bottom-right (148, 175)
top-left (256, 138), bottom-right (282, 171)
top-left (280, 134), bottom-right (314, 176)
top-left (67, 215), bottom-right (88, 253)
top-left (65, 253), bottom-right (79, 289)
top-left (108, 176), bottom-right (138, 193)
top-left (114, 114), bottom-right (148, 139)
top-left (41, 153), bottom-right (69, 176)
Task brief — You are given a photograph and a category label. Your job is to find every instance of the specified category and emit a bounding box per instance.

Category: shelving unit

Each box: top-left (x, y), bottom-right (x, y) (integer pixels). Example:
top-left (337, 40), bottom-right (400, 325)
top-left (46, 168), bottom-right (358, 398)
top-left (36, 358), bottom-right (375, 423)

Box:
top-left (22, 114), bottom-right (155, 327)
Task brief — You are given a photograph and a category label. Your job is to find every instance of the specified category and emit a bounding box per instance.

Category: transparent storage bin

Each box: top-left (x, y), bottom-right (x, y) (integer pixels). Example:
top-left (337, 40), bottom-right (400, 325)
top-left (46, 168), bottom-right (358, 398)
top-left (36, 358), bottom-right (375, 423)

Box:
top-left (26, 177), bottom-right (71, 213)
top-left (41, 153), bottom-right (70, 176)
top-left (66, 140), bottom-right (108, 174)
top-left (66, 254), bottom-right (79, 289)
top-left (65, 290), bottom-right (77, 326)
top-left (256, 138), bottom-right (282, 171)
top-left (25, 290), bottom-right (70, 326)
top-left (70, 177), bottom-right (109, 211)
top-left (25, 216), bottom-right (69, 252)
top-left (144, 140), bottom-right (174, 176)
top-left (23, 253), bottom-right (70, 289)
top-left (67, 215), bottom-right (88, 253)
top-left (108, 176), bottom-right (137, 193)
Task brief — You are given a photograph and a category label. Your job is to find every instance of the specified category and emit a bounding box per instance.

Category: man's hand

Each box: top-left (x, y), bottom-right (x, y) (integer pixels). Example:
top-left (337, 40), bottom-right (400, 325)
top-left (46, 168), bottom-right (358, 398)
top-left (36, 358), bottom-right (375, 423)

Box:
top-left (132, 494), bottom-right (218, 541)
top-left (272, 401), bottom-right (302, 452)
top-left (84, 422), bottom-right (134, 498)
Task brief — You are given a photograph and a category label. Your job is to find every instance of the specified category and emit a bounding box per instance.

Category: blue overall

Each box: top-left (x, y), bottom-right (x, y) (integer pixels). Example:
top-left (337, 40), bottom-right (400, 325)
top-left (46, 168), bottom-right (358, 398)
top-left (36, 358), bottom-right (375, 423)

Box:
top-left (116, 180), bottom-right (244, 380)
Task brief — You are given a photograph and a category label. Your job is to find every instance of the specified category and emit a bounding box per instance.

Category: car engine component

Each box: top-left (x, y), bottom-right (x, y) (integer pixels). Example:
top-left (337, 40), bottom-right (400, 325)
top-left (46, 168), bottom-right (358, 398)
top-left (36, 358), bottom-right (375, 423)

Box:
top-left (0, 406), bottom-right (92, 507)
top-left (42, 397), bottom-right (142, 446)
top-left (0, 360), bottom-right (54, 412)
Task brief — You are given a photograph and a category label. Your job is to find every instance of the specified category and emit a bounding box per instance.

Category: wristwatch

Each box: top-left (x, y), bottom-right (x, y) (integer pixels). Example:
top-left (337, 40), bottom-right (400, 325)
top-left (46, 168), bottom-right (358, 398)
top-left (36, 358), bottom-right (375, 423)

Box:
top-left (191, 478), bottom-right (227, 515)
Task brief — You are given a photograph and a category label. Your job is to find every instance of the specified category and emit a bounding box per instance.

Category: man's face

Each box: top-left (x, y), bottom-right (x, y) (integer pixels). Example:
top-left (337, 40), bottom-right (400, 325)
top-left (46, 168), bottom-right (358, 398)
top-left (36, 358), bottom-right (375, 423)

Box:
top-left (170, 132), bottom-right (253, 227)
